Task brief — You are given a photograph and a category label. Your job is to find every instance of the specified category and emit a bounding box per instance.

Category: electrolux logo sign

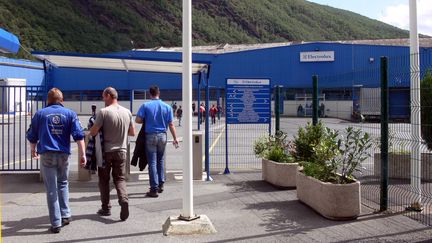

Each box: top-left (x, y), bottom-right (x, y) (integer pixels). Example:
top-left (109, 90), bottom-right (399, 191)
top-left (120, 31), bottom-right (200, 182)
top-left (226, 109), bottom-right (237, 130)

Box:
top-left (300, 51), bottom-right (335, 62)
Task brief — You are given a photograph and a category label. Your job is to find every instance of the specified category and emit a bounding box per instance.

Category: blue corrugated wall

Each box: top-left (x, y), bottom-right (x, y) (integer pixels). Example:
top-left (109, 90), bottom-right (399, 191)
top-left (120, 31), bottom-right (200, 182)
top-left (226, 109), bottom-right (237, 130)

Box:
top-left (1, 42), bottom-right (429, 120)
top-left (47, 42), bottom-right (432, 91)
top-left (0, 57), bottom-right (44, 86)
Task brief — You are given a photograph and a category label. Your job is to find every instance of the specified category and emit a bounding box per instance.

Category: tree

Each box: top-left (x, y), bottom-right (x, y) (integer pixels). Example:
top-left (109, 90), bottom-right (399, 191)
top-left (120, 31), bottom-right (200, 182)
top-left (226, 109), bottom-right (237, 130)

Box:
top-left (421, 69), bottom-right (432, 150)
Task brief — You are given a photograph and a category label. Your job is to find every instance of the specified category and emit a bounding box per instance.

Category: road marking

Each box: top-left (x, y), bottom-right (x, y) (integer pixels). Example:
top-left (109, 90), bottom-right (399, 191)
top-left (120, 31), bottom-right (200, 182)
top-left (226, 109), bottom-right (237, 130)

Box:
top-left (0, 147), bottom-right (78, 168)
top-left (210, 123), bottom-right (225, 131)
top-left (202, 126), bottom-right (226, 162)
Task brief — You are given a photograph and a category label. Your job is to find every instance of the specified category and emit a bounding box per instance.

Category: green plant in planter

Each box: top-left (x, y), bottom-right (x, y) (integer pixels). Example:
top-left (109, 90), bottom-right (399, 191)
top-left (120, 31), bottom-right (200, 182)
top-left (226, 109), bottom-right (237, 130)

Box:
top-left (333, 127), bottom-right (372, 184)
top-left (292, 121), bottom-right (340, 181)
top-left (293, 122), bottom-right (372, 184)
top-left (253, 131), bottom-right (294, 163)
top-left (291, 121), bottom-right (339, 163)
top-left (267, 146), bottom-right (295, 163)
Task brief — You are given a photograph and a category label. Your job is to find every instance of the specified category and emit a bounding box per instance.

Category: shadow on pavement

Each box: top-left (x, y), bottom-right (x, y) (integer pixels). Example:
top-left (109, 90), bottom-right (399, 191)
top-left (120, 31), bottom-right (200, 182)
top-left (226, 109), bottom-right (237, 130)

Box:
top-left (226, 179), bottom-right (296, 193)
top-left (0, 173), bottom-right (43, 194)
top-left (206, 226), bottom-right (432, 243)
top-left (1, 213), bottom-right (119, 237)
top-left (69, 191), bottom-right (157, 202)
top-left (334, 228), bottom-right (432, 243)
top-left (49, 230), bottom-right (163, 243)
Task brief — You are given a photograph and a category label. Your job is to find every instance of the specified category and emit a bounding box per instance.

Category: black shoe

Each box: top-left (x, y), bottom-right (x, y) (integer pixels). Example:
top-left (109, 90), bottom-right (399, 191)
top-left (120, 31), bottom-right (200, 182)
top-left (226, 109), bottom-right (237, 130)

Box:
top-left (120, 202), bottom-right (129, 221)
top-left (50, 226), bottom-right (61, 233)
top-left (158, 184), bottom-right (164, 193)
top-left (97, 208), bottom-right (111, 216)
top-left (146, 190), bottom-right (159, 198)
top-left (61, 217), bottom-right (71, 226)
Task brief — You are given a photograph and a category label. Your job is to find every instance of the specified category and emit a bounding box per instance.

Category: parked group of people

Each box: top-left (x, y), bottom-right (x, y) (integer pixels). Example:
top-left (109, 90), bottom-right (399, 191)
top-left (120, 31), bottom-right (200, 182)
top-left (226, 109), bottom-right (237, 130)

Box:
top-left (27, 86), bottom-right (178, 233)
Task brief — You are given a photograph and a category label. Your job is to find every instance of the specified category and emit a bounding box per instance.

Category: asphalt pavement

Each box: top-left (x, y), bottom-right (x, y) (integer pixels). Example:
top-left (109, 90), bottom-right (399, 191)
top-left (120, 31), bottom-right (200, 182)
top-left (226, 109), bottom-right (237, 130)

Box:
top-left (2, 117), bottom-right (432, 242)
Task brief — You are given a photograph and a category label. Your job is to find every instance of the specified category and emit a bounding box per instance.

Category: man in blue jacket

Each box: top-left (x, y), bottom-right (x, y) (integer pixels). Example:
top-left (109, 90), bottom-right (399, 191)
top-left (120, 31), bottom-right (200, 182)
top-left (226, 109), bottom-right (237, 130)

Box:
top-left (27, 88), bottom-right (86, 233)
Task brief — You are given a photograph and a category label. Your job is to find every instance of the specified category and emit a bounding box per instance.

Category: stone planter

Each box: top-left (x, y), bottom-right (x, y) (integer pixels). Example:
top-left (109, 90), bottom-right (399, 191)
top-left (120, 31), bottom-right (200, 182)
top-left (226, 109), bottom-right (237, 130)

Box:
top-left (373, 153), bottom-right (432, 180)
top-left (296, 171), bottom-right (360, 220)
top-left (262, 159), bottom-right (299, 188)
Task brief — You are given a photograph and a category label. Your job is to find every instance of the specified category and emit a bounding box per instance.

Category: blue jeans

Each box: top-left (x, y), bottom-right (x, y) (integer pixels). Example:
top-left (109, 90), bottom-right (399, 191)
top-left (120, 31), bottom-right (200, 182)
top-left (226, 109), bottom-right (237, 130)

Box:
top-left (40, 152), bottom-right (70, 227)
top-left (145, 133), bottom-right (167, 191)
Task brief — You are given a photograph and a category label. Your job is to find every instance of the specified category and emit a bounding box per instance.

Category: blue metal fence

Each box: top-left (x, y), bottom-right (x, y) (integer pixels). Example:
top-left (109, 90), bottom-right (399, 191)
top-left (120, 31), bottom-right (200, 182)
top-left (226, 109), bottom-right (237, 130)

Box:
top-left (0, 85), bottom-right (44, 172)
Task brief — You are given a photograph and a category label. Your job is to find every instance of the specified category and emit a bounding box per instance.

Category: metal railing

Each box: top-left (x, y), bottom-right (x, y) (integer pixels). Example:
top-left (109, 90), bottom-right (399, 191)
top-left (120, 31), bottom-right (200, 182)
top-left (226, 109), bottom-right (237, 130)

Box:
top-left (0, 85), bottom-right (44, 172)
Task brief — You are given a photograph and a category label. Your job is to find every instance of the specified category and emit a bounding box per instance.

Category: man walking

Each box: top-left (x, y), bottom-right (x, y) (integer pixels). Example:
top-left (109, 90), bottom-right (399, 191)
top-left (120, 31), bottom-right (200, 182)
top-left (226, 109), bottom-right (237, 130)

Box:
top-left (192, 102), bottom-right (196, 116)
top-left (217, 104), bottom-right (222, 120)
top-left (90, 87), bottom-right (135, 221)
top-left (210, 104), bottom-right (218, 124)
top-left (136, 85), bottom-right (179, 197)
top-left (199, 103), bottom-right (205, 124)
top-left (27, 88), bottom-right (86, 233)
top-left (172, 102), bottom-right (178, 118)
top-left (176, 105), bottom-right (183, 127)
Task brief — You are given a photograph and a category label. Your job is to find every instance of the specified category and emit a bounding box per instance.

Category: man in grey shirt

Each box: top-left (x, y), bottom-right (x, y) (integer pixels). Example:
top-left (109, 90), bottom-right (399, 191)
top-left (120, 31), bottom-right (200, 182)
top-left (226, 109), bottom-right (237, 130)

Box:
top-left (90, 87), bottom-right (135, 221)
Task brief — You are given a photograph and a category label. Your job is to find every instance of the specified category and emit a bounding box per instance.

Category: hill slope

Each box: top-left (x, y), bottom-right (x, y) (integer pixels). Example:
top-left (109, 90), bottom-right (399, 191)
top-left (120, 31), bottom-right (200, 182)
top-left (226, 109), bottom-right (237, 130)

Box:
top-left (0, 0), bottom-right (408, 57)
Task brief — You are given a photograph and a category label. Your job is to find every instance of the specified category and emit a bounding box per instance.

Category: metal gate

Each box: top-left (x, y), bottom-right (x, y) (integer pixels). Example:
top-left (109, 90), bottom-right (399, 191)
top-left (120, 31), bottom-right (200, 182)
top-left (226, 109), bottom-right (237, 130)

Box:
top-left (0, 86), bottom-right (45, 172)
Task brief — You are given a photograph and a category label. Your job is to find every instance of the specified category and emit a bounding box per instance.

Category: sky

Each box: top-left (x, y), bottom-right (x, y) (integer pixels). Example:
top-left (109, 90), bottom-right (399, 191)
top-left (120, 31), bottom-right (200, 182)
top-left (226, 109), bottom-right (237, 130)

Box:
top-left (306, 0), bottom-right (432, 36)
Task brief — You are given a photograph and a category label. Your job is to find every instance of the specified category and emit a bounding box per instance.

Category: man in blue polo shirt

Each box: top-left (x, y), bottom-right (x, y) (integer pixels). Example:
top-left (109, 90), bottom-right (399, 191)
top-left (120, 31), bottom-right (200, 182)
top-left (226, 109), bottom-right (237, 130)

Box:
top-left (27, 88), bottom-right (86, 233)
top-left (136, 85), bottom-right (178, 197)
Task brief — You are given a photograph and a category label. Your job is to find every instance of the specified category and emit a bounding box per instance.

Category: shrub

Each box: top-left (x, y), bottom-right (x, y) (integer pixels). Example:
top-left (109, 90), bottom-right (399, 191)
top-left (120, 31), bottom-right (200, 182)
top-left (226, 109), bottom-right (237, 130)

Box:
top-left (421, 69), bottom-right (432, 150)
top-left (333, 127), bottom-right (372, 183)
top-left (267, 146), bottom-right (293, 163)
top-left (291, 121), bottom-right (338, 164)
top-left (253, 131), bottom-right (294, 163)
top-left (293, 122), bottom-right (372, 184)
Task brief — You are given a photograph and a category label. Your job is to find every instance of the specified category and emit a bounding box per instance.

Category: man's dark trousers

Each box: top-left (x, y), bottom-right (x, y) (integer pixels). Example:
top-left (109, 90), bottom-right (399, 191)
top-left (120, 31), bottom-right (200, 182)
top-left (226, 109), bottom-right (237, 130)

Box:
top-left (98, 151), bottom-right (128, 211)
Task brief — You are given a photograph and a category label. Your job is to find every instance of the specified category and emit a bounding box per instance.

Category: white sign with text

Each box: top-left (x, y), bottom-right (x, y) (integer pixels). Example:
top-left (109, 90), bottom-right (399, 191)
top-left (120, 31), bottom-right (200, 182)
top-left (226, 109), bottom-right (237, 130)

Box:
top-left (300, 51), bottom-right (335, 62)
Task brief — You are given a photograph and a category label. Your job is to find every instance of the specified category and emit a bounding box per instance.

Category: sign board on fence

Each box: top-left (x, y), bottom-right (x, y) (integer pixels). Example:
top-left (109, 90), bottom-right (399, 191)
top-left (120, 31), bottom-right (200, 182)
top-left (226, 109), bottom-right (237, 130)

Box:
top-left (226, 78), bottom-right (271, 124)
top-left (300, 51), bottom-right (335, 62)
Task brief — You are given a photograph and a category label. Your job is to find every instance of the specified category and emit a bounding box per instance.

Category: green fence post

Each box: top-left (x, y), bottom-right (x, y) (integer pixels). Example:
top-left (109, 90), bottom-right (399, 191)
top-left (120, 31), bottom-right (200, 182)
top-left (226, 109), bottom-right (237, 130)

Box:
top-left (312, 75), bottom-right (318, 126)
top-left (275, 85), bottom-right (280, 133)
top-left (380, 56), bottom-right (389, 212)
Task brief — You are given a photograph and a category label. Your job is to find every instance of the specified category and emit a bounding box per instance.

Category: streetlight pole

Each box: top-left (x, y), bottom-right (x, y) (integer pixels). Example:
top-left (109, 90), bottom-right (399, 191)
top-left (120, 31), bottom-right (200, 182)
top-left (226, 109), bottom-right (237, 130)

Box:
top-left (162, 0), bottom-right (216, 235)
top-left (180, 0), bottom-right (194, 220)
top-left (409, 0), bottom-right (422, 211)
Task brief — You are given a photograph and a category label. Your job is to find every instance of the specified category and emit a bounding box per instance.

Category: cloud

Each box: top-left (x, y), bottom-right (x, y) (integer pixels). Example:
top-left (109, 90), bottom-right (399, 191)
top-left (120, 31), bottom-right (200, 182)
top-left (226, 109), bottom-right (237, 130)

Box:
top-left (379, 0), bottom-right (432, 36)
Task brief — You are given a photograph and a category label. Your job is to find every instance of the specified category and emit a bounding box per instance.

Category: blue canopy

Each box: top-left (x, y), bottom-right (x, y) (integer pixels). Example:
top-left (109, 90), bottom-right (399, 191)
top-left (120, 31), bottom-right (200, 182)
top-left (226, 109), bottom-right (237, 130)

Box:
top-left (0, 28), bottom-right (20, 54)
